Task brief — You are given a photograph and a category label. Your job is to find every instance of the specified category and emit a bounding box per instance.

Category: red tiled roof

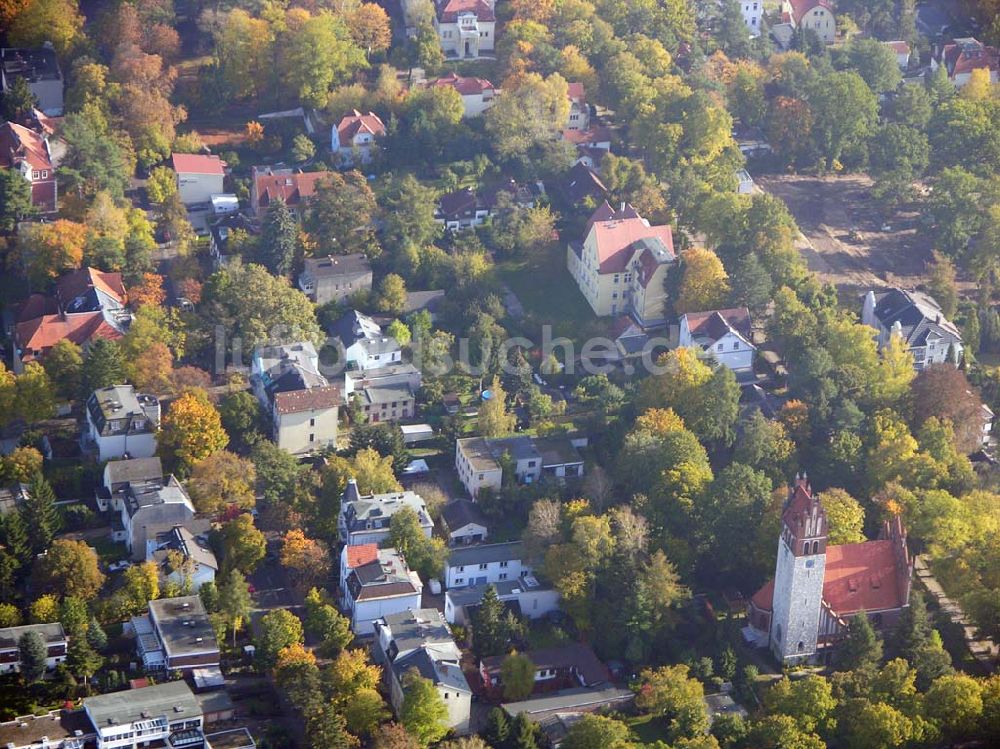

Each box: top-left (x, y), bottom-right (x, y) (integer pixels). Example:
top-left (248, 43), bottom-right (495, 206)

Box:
top-left (273, 385), bottom-right (341, 415)
top-left (0, 121), bottom-right (52, 172)
top-left (786, 0), bottom-right (833, 25)
top-left (432, 72), bottom-right (495, 96)
top-left (782, 483), bottom-right (815, 528)
top-left (254, 170), bottom-right (332, 210)
top-left (751, 579), bottom-right (774, 611)
top-left (683, 307), bottom-right (752, 341)
top-left (56, 267), bottom-right (127, 308)
top-left (15, 312), bottom-right (122, 362)
top-left (346, 543), bottom-right (379, 569)
top-left (942, 38), bottom-right (1000, 78)
top-left (884, 41), bottom-right (911, 55)
top-left (15, 293), bottom-right (58, 323)
top-left (171, 152), bottom-right (226, 175)
top-left (588, 210), bottom-right (675, 274)
top-left (567, 82), bottom-right (586, 104)
top-left (438, 0), bottom-right (495, 23)
top-left (336, 110), bottom-right (386, 142)
top-left (823, 540), bottom-right (907, 615)
top-left (562, 126), bottom-right (612, 145)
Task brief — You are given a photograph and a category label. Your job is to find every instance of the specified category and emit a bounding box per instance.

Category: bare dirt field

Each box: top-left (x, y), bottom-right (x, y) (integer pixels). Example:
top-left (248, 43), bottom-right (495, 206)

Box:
top-left (755, 174), bottom-right (935, 298)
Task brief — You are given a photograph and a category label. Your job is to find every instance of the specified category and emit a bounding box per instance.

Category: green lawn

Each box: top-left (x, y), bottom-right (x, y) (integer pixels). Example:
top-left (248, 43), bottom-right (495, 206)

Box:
top-left (625, 714), bottom-right (672, 744)
top-left (92, 538), bottom-right (128, 562)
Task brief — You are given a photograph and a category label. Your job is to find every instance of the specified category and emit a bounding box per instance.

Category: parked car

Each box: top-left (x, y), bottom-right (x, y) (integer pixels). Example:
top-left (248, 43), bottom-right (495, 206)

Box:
top-left (108, 560), bottom-right (133, 572)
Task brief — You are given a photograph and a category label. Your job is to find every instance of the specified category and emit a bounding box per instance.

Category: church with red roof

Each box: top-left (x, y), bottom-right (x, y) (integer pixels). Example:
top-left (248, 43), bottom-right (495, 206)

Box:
top-left (745, 476), bottom-right (913, 665)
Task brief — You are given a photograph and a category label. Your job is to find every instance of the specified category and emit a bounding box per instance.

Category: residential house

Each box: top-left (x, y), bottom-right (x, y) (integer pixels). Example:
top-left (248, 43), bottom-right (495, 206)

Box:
top-left (436, 187), bottom-right (492, 230)
top-left (251, 342), bottom-right (340, 454)
top-left (339, 543), bottom-right (380, 609)
top-left (85, 385), bottom-right (160, 462)
top-left (343, 547), bottom-right (423, 634)
top-left (746, 476), bottom-right (913, 665)
top-left (440, 499), bottom-right (489, 546)
top-left (331, 110), bottom-right (386, 167)
top-left (561, 126), bottom-right (612, 163)
top-left (0, 120), bottom-right (57, 212)
top-left (430, 72), bottom-right (496, 117)
top-left (0, 622), bottom-right (67, 674)
top-left (338, 479), bottom-right (434, 546)
top-left (1, 46), bottom-right (63, 115)
top-left (480, 643), bottom-right (609, 697)
top-left (0, 482), bottom-right (29, 517)
top-left (117, 476), bottom-right (198, 559)
top-left (434, 0), bottom-right (496, 60)
top-left (443, 541), bottom-right (529, 589)
top-left (566, 201), bottom-right (676, 325)
top-left (0, 709), bottom-right (95, 749)
top-left (559, 162), bottom-right (608, 205)
top-left (444, 576), bottom-right (560, 625)
top-left (455, 435), bottom-right (587, 498)
top-left (97, 456), bottom-right (163, 513)
top-left (172, 153), bottom-right (226, 206)
top-left (249, 166), bottom-right (332, 216)
top-left (298, 253), bottom-right (373, 304)
top-left (861, 288), bottom-right (963, 369)
top-left (207, 213), bottom-right (258, 269)
top-left (82, 680), bottom-right (207, 749)
top-left (678, 308), bottom-right (756, 373)
top-left (885, 40), bottom-right (911, 69)
top-left (741, 0), bottom-right (763, 37)
top-left (780, 0), bottom-right (836, 44)
top-left (147, 526), bottom-right (218, 592)
top-left (565, 83), bottom-right (590, 131)
top-left (330, 310), bottom-right (403, 371)
top-left (932, 37), bottom-right (1000, 86)
top-left (502, 687), bottom-right (635, 746)
top-left (344, 363), bottom-right (421, 425)
top-left (374, 609), bottom-right (472, 735)
top-left (132, 596), bottom-right (220, 672)
top-left (13, 267), bottom-right (131, 371)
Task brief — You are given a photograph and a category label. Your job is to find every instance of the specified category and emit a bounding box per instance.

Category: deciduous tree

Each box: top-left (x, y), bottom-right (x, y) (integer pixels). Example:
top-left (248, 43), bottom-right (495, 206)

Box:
top-left (32, 539), bottom-right (105, 601)
top-left (400, 668), bottom-right (449, 747)
top-left (221, 514), bottom-right (266, 575)
top-left (188, 451), bottom-right (257, 515)
top-left (159, 389), bottom-right (229, 475)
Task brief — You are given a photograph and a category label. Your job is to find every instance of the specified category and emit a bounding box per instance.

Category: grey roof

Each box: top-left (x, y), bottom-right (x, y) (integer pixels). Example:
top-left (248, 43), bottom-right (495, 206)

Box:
top-left (125, 476), bottom-right (194, 518)
top-left (392, 647), bottom-right (471, 693)
top-left (448, 541), bottom-right (523, 568)
top-left (871, 288), bottom-right (962, 347)
top-left (105, 457), bottom-right (163, 488)
top-left (84, 681), bottom-right (200, 728)
top-left (147, 596), bottom-right (219, 658)
top-left (0, 622), bottom-right (66, 650)
top-left (150, 526), bottom-right (218, 572)
top-left (0, 482), bottom-right (29, 516)
top-left (445, 576), bottom-right (553, 608)
top-left (302, 253), bottom-right (371, 279)
top-left (535, 437), bottom-right (583, 467)
top-left (481, 643), bottom-right (608, 686)
top-left (342, 490), bottom-right (432, 534)
top-left (87, 385), bottom-right (159, 436)
top-left (441, 499), bottom-right (488, 532)
top-left (505, 436), bottom-right (541, 462)
top-left (379, 608), bottom-right (454, 656)
top-left (346, 549), bottom-right (420, 601)
top-left (502, 686), bottom-right (634, 716)
top-left (363, 382), bottom-right (414, 404)
top-left (254, 342), bottom-right (319, 375)
top-left (266, 363), bottom-right (329, 395)
top-left (330, 310), bottom-right (384, 348)
top-left (0, 710), bottom-right (93, 749)
top-left (402, 290), bottom-right (445, 315)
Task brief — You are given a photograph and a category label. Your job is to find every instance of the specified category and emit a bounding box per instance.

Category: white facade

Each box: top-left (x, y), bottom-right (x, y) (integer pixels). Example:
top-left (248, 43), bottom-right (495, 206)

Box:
top-left (446, 520), bottom-right (488, 546)
top-left (782, 0), bottom-right (836, 44)
top-left (741, 0), bottom-right (762, 36)
top-left (176, 171), bottom-right (224, 207)
top-left (345, 338), bottom-right (402, 371)
top-left (0, 623), bottom-right (67, 674)
top-left (677, 312), bottom-right (756, 373)
top-left (861, 289), bottom-right (963, 370)
top-left (272, 399), bottom-right (339, 455)
top-left (435, 12), bottom-right (495, 60)
top-left (444, 581), bottom-right (560, 625)
top-left (443, 542), bottom-right (529, 589)
top-left (350, 589), bottom-right (424, 635)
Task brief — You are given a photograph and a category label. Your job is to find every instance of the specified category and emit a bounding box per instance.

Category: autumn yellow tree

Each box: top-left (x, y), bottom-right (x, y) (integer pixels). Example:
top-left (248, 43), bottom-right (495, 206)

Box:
top-left (19, 220), bottom-right (87, 285)
top-left (7, 0), bottom-right (84, 57)
top-left (478, 376), bottom-right (517, 438)
top-left (351, 447), bottom-right (402, 494)
top-left (280, 529), bottom-right (331, 588)
top-left (961, 68), bottom-right (996, 101)
top-left (187, 451), bottom-right (257, 515)
top-left (275, 642), bottom-right (317, 671)
top-left (130, 273), bottom-right (166, 308)
top-left (819, 488), bottom-right (866, 544)
top-left (876, 332), bottom-right (916, 405)
top-left (131, 342), bottom-right (174, 393)
top-left (159, 388), bottom-right (229, 475)
top-left (349, 4), bottom-right (392, 58)
top-left (675, 247), bottom-right (730, 314)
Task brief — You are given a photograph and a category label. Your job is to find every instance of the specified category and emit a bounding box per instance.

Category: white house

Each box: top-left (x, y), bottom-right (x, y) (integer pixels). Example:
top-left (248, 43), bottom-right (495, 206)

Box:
top-left (172, 153), bottom-right (226, 206)
top-left (440, 499), bottom-right (489, 546)
top-left (443, 541), bottom-right (529, 589)
top-left (331, 110), bottom-right (385, 167)
top-left (338, 479), bottom-right (434, 546)
top-left (430, 72), bottom-right (496, 117)
top-left (134, 596), bottom-right (220, 673)
top-left (566, 82), bottom-right (590, 130)
top-left (932, 38), bottom-right (1000, 87)
top-left (884, 40), bottom-right (911, 69)
top-left (331, 310), bottom-right (403, 371)
top-left (861, 288), bottom-right (963, 369)
top-left (84, 385), bottom-right (159, 462)
top-left (118, 475), bottom-right (197, 559)
top-left (82, 681), bottom-right (206, 749)
top-left (374, 609), bottom-right (472, 735)
top-left (340, 543), bottom-right (379, 609)
top-left (146, 525), bottom-right (218, 592)
top-left (343, 547), bottom-right (423, 635)
top-left (444, 577), bottom-right (560, 625)
top-left (741, 0), bottom-right (762, 37)
top-left (98, 456), bottom-right (163, 513)
top-left (455, 435), bottom-right (587, 498)
top-left (678, 307), bottom-right (756, 373)
top-left (0, 623), bottom-right (67, 674)
top-left (780, 0), bottom-right (836, 44)
top-left (434, 0), bottom-right (496, 60)
top-left (566, 201), bottom-right (676, 325)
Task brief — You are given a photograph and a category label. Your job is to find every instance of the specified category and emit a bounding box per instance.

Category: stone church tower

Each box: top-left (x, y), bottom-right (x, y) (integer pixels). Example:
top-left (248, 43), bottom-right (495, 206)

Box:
top-left (769, 474), bottom-right (827, 663)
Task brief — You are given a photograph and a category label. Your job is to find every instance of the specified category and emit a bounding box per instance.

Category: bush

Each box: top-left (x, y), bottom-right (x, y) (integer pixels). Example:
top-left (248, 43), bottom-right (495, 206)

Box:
top-left (61, 503), bottom-right (98, 529)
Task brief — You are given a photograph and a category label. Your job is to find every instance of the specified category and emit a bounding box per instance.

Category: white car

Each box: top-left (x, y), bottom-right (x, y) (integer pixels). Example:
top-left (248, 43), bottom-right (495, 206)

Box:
top-left (108, 560), bottom-right (133, 573)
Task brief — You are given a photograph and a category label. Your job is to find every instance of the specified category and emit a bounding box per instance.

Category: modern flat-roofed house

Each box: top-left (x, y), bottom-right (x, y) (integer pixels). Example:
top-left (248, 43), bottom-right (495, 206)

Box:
top-left (0, 622), bottom-right (68, 674)
top-left (0, 708), bottom-right (95, 749)
top-left (780, 0), bottom-right (836, 44)
top-left (566, 201), bottom-right (676, 326)
top-left (331, 110), bottom-right (386, 167)
top-left (861, 288), bottom-right (963, 369)
top-left (374, 609), bottom-right (472, 734)
top-left (343, 547), bottom-right (423, 634)
top-left (85, 385), bottom-right (160, 461)
top-left (82, 680), bottom-right (206, 749)
top-left (119, 476), bottom-right (196, 559)
top-left (133, 596), bottom-right (220, 672)
top-left (1, 46), bottom-right (63, 115)
top-left (0, 120), bottom-right (58, 213)
top-left (430, 72), bottom-right (496, 117)
top-left (440, 499), bottom-right (489, 546)
top-left (434, 0), bottom-right (496, 60)
top-left (444, 577), bottom-right (560, 624)
top-left (172, 153), bottom-right (226, 206)
top-left (298, 253), bottom-right (373, 305)
top-left (678, 307), bottom-right (756, 373)
top-left (338, 479), bottom-right (433, 546)
top-left (455, 435), bottom-right (586, 498)
top-left (443, 541), bottom-right (529, 589)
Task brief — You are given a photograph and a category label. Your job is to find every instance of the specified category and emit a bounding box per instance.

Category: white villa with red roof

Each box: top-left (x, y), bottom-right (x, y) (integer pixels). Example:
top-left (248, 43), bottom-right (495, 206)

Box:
top-left (172, 153), bottom-right (225, 206)
top-left (746, 476), bottom-right (913, 665)
top-left (932, 38), bottom-right (999, 87)
top-left (566, 82), bottom-right (590, 131)
top-left (678, 307), bottom-right (756, 373)
top-left (434, 0), bottom-right (495, 60)
top-left (567, 202), bottom-right (676, 327)
top-left (430, 72), bottom-right (496, 117)
top-left (780, 0), bottom-right (836, 44)
top-left (0, 120), bottom-right (57, 213)
top-left (332, 110), bottom-right (386, 167)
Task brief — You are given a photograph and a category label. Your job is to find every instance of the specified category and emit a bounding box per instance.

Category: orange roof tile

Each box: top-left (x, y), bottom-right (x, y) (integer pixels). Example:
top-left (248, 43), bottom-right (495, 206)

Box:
top-left (590, 215), bottom-right (675, 274)
top-left (172, 153), bottom-right (226, 175)
top-left (346, 543), bottom-right (379, 569)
